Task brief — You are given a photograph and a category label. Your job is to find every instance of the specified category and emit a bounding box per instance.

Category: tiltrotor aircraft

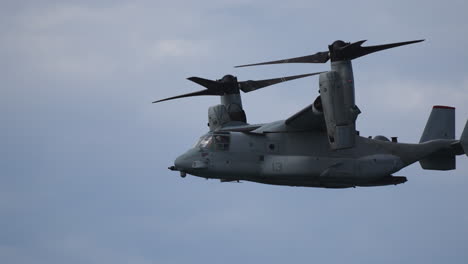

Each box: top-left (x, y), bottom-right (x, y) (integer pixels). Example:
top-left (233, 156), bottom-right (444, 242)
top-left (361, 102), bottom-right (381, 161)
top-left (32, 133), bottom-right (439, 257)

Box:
top-left (154, 39), bottom-right (468, 188)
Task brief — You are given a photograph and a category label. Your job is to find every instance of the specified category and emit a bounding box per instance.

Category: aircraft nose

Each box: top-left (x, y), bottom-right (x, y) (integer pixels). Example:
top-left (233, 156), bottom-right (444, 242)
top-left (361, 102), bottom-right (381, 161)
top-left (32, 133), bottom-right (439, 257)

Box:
top-left (174, 153), bottom-right (191, 171)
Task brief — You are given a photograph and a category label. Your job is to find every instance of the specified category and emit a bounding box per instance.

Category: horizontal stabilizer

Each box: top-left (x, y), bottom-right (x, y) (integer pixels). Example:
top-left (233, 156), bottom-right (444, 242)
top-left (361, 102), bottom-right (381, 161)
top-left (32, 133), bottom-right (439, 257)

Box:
top-left (419, 151), bottom-right (456, 170)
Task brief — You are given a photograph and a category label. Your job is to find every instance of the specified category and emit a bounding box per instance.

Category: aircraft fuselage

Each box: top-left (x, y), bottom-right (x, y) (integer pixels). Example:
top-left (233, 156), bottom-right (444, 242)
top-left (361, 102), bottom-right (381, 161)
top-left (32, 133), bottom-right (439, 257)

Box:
top-left (172, 129), bottom-right (454, 188)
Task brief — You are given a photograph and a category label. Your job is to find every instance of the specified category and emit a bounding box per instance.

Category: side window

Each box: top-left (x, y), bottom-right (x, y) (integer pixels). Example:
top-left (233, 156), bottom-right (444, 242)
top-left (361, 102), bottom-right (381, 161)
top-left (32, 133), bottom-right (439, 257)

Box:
top-left (266, 141), bottom-right (279, 153)
top-left (214, 134), bottom-right (230, 151)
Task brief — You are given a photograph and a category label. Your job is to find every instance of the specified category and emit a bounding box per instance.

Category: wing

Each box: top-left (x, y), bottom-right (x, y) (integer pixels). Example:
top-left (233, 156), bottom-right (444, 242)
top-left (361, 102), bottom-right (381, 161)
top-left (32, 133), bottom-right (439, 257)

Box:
top-left (248, 105), bottom-right (326, 134)
top-left (218, 123), bottom-right (264, 133)
top-left (285, 104), bottom-right (326, 131)
top-left (218, 105), bottom-right (326, 134)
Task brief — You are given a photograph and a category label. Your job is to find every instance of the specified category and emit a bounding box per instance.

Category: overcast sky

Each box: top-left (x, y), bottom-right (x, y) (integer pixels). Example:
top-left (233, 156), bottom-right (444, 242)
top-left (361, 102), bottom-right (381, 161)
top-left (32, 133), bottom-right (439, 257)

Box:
top-left (2, 0), bottom-right (468, 263)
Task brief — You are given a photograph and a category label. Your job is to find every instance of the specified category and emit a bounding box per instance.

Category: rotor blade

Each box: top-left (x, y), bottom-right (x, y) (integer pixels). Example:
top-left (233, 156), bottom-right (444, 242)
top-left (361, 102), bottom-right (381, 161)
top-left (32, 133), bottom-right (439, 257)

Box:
top-left (152, 89), bottom-right (220, 104)
top-left (342, 39), bottom-right (424, 60)
top-left (235, 51), bottom-right (329, 68)
top-left (187, 77), bottom-right (219, 90)
top-left (239, 72), bottom-right (324, 93)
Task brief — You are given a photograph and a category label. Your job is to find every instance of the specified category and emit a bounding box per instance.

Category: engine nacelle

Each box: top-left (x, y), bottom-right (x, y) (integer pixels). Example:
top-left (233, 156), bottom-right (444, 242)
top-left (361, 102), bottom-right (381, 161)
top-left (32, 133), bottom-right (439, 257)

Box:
top-left (208, 105), bottom-right (231, 131)
top-left (319, 70), bottom-right (360, 150)
top-left (312, 95), bottom-right (324, 115)
top-left (208, 91), bottom-right (248, 131)
top-left (208, 103), bottom-right (247, 131)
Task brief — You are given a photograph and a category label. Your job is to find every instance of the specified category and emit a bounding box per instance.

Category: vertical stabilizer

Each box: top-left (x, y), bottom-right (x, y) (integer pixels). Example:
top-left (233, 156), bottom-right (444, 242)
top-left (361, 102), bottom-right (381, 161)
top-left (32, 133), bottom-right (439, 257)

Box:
top-left (460, 120), bottom-right (468, 156)
top-left (420, 106), bottom-right (455, 143)
top-left (419, 106), bottom-right (456, 170)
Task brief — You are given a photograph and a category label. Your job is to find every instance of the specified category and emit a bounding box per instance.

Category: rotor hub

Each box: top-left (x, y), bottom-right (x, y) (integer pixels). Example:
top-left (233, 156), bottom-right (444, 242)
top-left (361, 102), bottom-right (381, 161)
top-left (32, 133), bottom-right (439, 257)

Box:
top-left (220, 75), bottom-right (237, 83)
top-left (328, 40), bottom-right (351, 62)
top-left (330, 40), bottom-right (348, 50)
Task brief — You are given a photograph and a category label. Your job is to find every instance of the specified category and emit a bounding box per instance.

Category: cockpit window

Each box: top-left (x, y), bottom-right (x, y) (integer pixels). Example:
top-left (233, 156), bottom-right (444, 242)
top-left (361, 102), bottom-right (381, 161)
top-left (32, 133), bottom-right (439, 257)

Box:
top-left (199, 136), bottom-right (213, 148)
top-left (195, 133), bottom-right (230, 151)
top-left (195, 135), bottom-right (213, 148)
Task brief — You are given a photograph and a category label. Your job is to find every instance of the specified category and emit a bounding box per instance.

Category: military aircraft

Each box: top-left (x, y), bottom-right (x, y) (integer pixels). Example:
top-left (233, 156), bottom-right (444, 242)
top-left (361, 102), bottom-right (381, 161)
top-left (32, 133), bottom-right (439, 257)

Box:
top-left (153, 39), bottom-right (468, 188)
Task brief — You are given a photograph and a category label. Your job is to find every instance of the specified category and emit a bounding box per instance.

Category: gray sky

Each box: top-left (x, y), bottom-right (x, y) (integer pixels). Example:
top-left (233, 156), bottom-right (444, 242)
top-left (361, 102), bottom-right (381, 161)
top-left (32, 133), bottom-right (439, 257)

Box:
top-left (1, 0), bottom-right (468, 263)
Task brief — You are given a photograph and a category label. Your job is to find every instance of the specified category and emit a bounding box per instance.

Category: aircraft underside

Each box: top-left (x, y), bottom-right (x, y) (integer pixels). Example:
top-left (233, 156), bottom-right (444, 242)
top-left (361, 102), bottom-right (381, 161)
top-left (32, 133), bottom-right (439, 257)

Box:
top-left (195, 174), bottom-right (408, 188)
top-left (244, 175), bottom-right (408, 188)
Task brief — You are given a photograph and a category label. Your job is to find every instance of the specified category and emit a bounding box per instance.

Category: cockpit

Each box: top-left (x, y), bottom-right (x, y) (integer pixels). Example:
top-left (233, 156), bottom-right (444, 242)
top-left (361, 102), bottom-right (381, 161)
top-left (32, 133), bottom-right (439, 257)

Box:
top-left (195, 132), bottom-right (230, 151)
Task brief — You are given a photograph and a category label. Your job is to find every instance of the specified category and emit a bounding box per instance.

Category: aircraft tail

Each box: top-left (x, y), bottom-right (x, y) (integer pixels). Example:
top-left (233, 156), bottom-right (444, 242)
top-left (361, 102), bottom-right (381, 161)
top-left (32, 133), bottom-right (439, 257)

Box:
top-left (419, 106), bottom-right (456, 170)
top-left (460, 119), bottom-right (468, 156)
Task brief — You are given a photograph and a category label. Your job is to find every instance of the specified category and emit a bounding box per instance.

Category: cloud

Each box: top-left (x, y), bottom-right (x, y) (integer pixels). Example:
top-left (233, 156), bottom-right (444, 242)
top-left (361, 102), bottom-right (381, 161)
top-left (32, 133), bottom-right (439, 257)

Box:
top-left (149, 39), bottom-right (213, 61)
top-left (2, 1), bottom-right (468, 264)
top-left (361, 77), bottom-right (468, 114)
top-left (0, 2), bottom-right (215, 79)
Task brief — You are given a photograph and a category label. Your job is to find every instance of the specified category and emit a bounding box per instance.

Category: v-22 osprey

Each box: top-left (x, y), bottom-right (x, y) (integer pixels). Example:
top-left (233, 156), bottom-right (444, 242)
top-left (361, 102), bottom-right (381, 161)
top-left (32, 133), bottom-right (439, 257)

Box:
top-left (153, 39), bottom-right (468, 188)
